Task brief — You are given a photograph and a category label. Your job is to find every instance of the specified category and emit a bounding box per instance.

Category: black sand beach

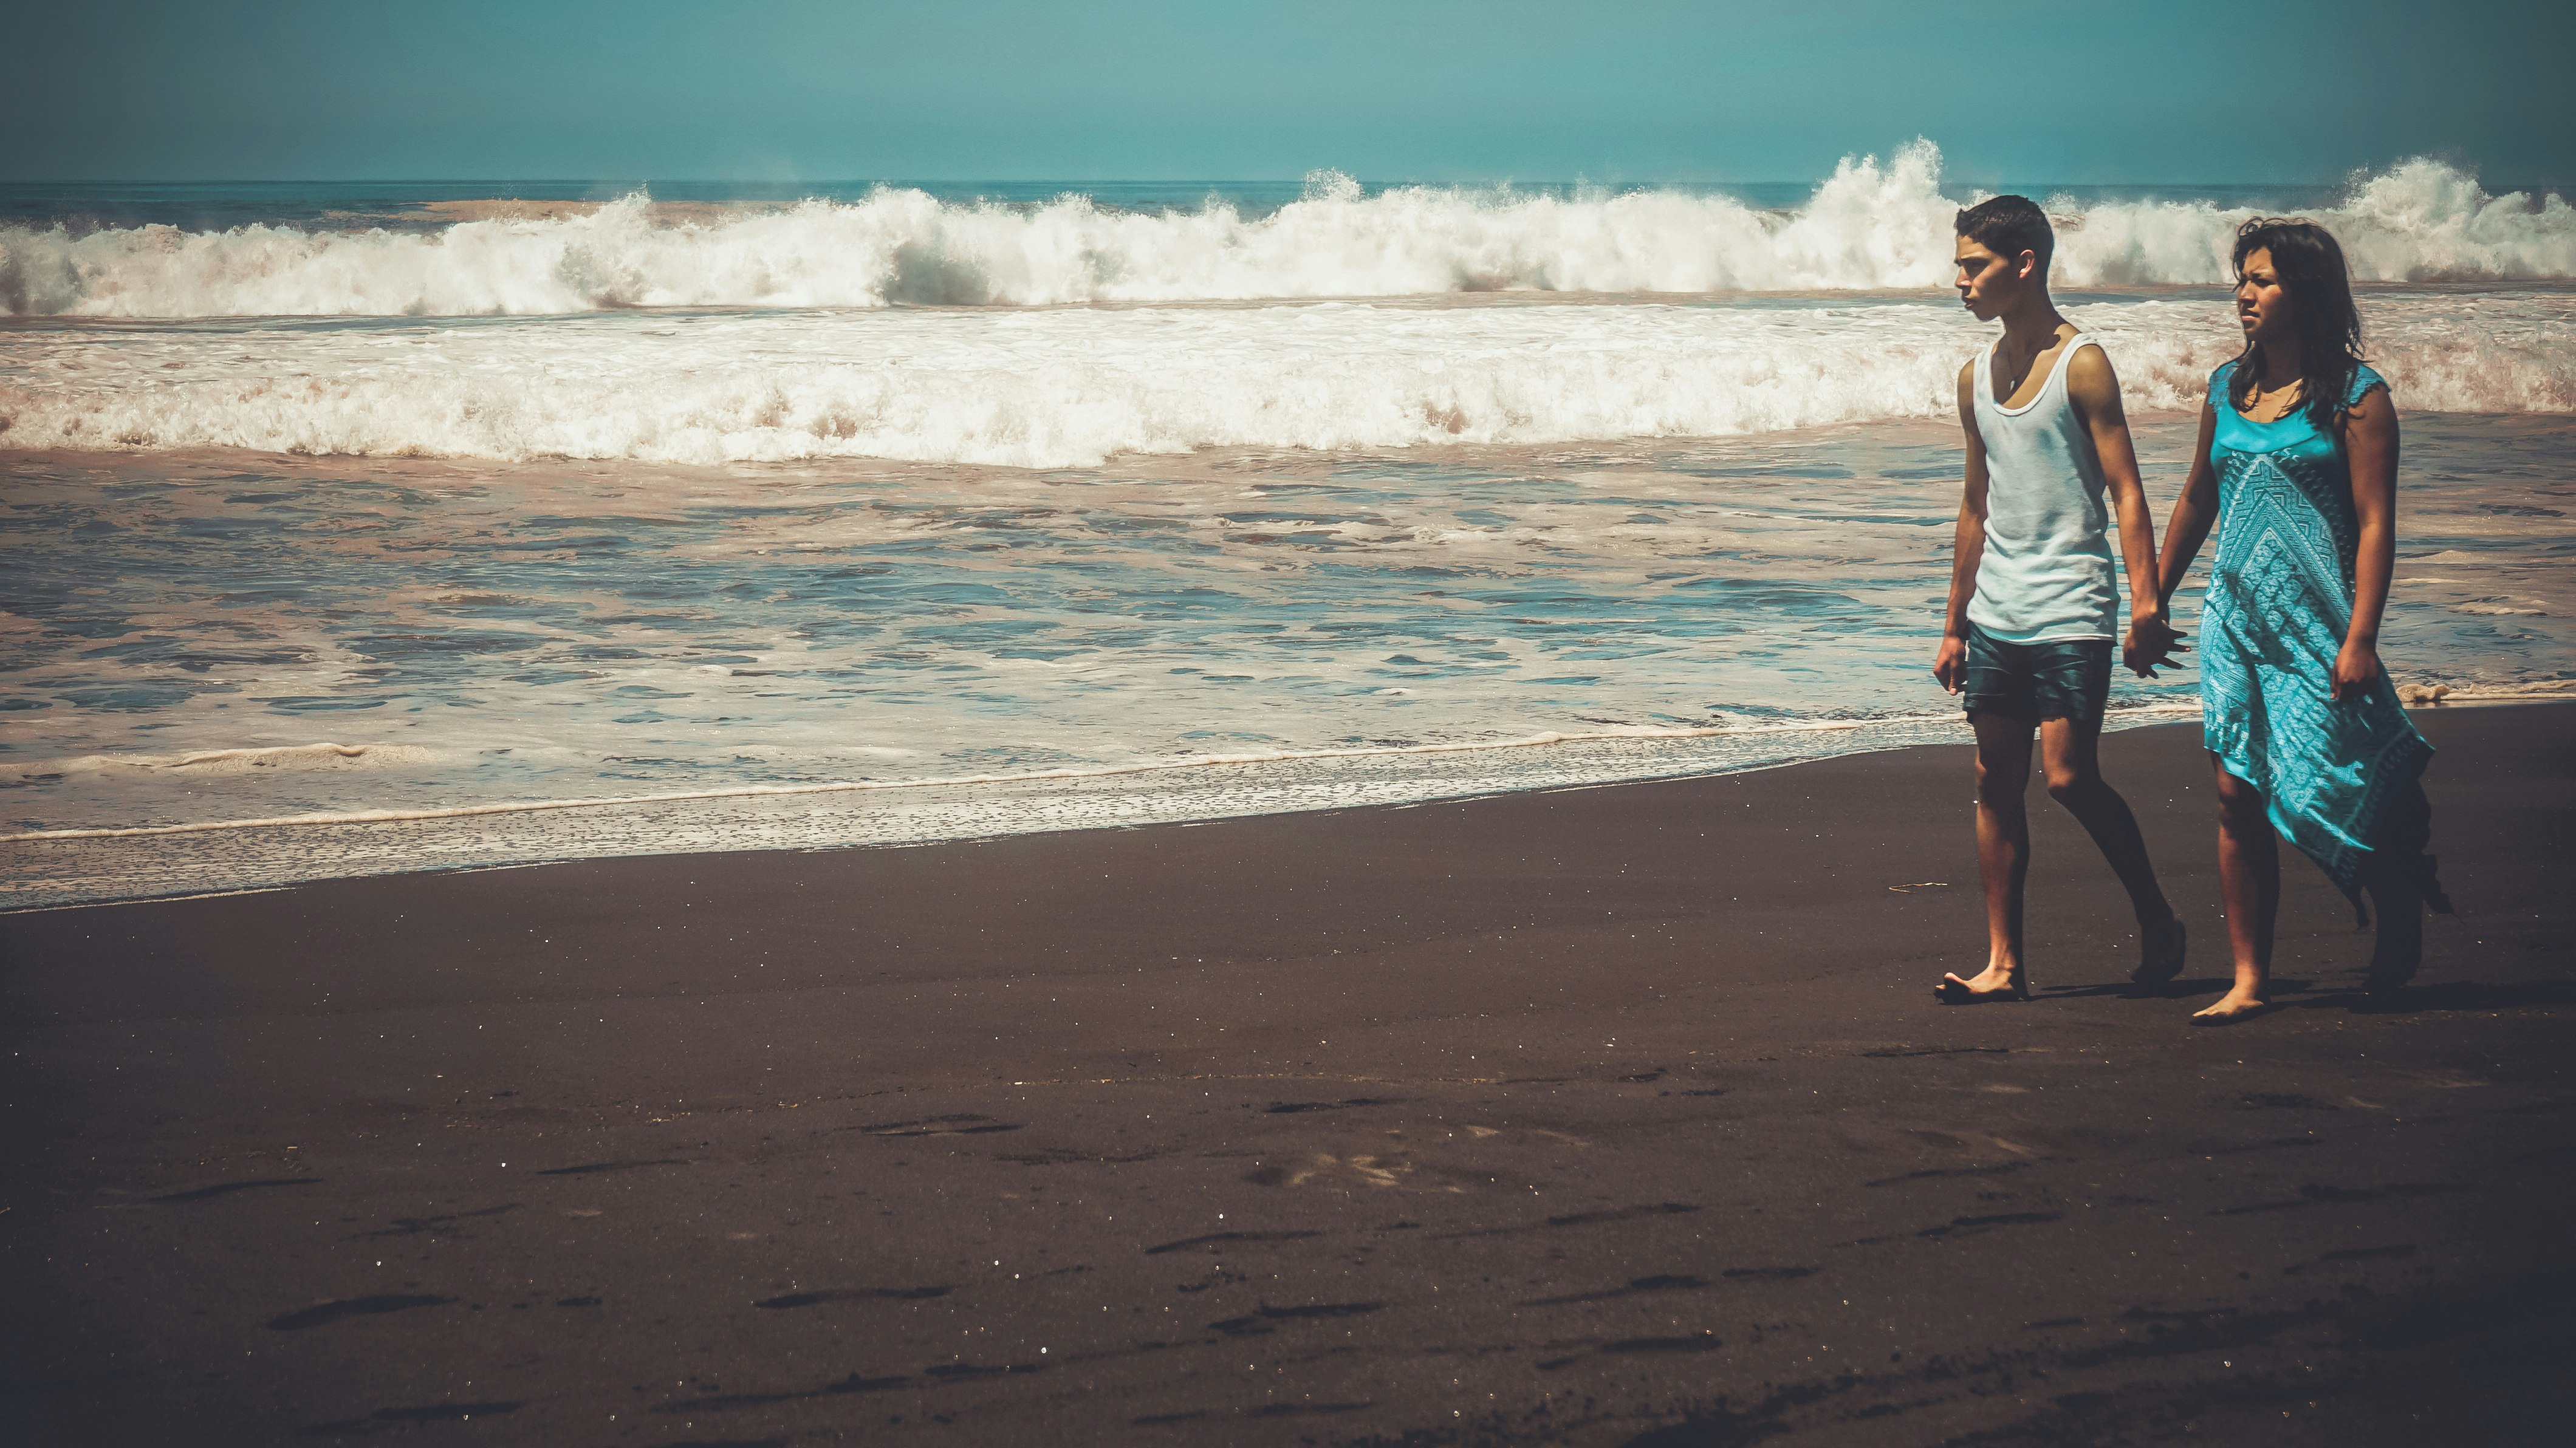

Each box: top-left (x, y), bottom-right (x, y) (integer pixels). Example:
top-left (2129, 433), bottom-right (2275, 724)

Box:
top-left (4, 705), bottom-right (2570, 1446)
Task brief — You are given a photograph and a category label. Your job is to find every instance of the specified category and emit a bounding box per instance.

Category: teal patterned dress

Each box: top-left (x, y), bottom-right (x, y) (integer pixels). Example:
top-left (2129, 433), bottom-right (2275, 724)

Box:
top-left (2200, 361), bottom-right (2431, 896)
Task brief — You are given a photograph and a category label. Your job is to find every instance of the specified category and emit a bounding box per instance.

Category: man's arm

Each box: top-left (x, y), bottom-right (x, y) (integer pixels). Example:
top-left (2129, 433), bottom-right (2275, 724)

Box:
top-left (2334, 384), bottom-right (2400, 702)
top-left (2065, 346), bottom-right (2179, 677)
top-left (1934, 360), bottom-right (1986, 695)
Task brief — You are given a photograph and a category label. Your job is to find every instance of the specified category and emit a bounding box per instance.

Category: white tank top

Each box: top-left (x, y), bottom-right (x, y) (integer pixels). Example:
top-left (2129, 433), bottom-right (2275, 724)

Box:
top-left (1966, 333), bottom-right (2120, 642)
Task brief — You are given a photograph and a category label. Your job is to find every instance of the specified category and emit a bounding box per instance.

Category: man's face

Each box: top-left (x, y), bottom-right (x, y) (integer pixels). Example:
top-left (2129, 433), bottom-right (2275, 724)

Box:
top-left (1953, 237), bottom-right (2029, 321)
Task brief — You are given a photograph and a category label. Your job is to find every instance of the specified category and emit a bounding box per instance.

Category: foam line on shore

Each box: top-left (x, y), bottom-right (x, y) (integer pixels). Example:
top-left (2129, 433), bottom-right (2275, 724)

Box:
top-left (1, 708), bottom-right (2211, 911)
top-left (0, 718), bottom-right (1919, 842)
top-left (2, 706), bottom-right (2208, 846)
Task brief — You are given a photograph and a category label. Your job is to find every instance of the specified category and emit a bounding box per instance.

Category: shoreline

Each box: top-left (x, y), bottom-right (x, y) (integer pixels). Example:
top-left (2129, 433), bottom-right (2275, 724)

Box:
top-left (14, 700), bottom-right (2569, 915)
top-left (0, 710), bottom-right (2132, 910)
top-left (4, 704), bottom-right (2569, 1444)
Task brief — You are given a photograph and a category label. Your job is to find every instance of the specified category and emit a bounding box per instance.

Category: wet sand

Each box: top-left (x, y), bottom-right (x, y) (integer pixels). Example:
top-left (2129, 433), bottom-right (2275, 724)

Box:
top-left (3, 705), bottom-right (2570, 1446)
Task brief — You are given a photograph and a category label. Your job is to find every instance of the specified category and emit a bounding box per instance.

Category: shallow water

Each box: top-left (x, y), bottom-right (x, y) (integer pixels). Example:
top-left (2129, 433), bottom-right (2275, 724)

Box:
top-left (4, 152), bottom-right (2572, 906)
top-left (5, 411), bottom-right (2571, 909)
top-left (0, 421), bottom-right (2050, 830)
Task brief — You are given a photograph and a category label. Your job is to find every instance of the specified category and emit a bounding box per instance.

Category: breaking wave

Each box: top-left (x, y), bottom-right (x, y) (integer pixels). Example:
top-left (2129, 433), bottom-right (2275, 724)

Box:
top-left (5, 286), bottom-right (2570, 466)
top-left (5, 144), bottom-right (2572, 318)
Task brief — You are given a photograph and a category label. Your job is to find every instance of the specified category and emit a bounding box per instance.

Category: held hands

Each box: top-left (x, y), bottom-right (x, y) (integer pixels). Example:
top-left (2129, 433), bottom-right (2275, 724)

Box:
top-left (2123, 613), bottom-right (2188, 678)
top-left (2331, 638), bottom-right (2382, 702)
top-left (1933, 632), bottom-right (1970, 694)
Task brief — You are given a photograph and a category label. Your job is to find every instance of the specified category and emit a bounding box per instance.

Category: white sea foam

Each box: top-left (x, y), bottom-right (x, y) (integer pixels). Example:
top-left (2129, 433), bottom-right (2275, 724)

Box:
top-left (6, 710), bottom-right (2214, 908)
top-left (0, 719), bottom-right (1904, 843)
top-left (4, 289), bottom-right (2567, 466)
top-left (4, 146), bottom-right (2571, 319)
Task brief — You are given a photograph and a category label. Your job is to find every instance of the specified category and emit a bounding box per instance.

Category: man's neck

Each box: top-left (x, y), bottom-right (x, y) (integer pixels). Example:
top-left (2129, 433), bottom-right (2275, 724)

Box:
top-left (1997, 294), bottom-right (2067, 352)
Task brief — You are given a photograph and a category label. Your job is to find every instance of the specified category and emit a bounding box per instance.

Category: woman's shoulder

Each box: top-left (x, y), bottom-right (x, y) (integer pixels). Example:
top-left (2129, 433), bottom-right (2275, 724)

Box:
top-left (2344, 362), bottom-right (2389, 408)
top-left (2208, 358), bottom-right (2238, 395)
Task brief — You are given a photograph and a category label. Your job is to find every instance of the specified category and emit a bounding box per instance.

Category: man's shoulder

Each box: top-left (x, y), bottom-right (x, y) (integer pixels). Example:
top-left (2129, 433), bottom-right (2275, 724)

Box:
top-left (2063, 338), bottom-right (2122, 403)
top-left (2064, 336), bottom-right (2113, 375)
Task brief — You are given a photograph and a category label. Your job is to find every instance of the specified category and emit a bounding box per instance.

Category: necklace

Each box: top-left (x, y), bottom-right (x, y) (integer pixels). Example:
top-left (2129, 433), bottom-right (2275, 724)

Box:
top-left (1996, 332), bottom-right (2062, 400)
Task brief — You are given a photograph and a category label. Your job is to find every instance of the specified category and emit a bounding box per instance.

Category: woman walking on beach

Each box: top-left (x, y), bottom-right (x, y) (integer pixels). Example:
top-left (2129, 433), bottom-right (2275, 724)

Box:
top-left (2151, 218), bottom-right (2445, 1022)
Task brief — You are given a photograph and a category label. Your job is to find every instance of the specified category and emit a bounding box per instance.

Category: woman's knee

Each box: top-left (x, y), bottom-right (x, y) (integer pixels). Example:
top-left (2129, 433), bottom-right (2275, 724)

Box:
top-left (2212, 771), bottom-right (2266, 828)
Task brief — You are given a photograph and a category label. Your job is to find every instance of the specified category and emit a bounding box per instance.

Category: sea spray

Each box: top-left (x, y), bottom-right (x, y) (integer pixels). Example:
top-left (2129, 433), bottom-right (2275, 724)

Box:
top-left (4, 145), bottom-right (2571, 319)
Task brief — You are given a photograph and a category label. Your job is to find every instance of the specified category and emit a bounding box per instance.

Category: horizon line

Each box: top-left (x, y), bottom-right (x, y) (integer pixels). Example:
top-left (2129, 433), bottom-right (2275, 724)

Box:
top-left (8, 173), bottom-right (2561, 190)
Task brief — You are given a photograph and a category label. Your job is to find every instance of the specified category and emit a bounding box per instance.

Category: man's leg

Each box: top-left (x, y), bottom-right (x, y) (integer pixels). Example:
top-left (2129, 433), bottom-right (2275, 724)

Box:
top-left (1944, 710), bottom-right (2036, 996)
top-left (2198, 758), bottom-right (2277, 1020)
top-left (2037, 714), bottom-right (2184, 975)
top-left (2363, 782), bottom-right (2436, 995)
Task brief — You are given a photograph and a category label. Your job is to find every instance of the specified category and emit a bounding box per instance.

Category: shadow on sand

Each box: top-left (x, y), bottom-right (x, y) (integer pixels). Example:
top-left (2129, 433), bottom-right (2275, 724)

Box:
top-left (2040, 977), bottom-right (2574, 1015)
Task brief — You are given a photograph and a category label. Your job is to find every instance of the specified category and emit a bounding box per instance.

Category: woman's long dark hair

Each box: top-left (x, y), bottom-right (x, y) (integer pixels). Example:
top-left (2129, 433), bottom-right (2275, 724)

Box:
top-left (2230, 217), bottom-right (2368, 431)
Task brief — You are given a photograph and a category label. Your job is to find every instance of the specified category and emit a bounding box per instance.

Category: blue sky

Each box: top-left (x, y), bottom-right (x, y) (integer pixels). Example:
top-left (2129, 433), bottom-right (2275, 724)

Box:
top-left (9, 1), bottom-right (2571, 184)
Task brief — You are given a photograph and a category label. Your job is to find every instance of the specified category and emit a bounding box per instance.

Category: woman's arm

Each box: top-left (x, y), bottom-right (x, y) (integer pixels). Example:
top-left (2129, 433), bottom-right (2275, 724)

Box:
top-left (2155, 401), bottom-right (2222, 618)
top-left (2334, 384), bottom-right (2400, 702)
top-left (1933, 361), bottom-right (1988, 695)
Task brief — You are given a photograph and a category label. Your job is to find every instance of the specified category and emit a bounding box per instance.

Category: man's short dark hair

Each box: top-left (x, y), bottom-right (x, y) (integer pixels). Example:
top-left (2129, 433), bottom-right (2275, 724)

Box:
top-left (1955, 195), bottom-right (2054, 274)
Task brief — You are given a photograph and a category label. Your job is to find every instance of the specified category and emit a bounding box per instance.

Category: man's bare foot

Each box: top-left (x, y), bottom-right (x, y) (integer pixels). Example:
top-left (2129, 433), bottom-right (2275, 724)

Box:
top-left (1936, 963), bottom-right (2030, 1005)
top-left (2191, 985), bottom-right (2270, 1023)
top-left (2130, 915), bottom-right (2187, 985)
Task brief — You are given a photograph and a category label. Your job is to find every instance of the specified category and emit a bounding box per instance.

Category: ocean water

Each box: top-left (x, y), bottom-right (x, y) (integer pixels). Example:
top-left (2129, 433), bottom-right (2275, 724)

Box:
top-left (5, 143), bottom-right (2573, 907)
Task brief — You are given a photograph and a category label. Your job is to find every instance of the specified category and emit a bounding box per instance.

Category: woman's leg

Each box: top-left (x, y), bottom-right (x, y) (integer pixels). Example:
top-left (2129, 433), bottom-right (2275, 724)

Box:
top-left (2198, 757), bottom-right (2278, 1020)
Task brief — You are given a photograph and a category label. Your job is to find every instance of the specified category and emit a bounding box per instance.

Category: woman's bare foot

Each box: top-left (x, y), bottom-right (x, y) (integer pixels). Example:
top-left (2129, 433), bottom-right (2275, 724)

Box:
top-left (1936, 963), bottom-right (2030, 1004)
top-left (2191, 985), bottom-right (2270, 1023)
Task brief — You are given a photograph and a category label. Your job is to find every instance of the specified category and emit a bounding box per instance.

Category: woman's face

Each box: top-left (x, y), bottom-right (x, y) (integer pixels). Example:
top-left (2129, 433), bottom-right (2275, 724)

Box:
top-left (2236, 247), bottom-right (2294, 347)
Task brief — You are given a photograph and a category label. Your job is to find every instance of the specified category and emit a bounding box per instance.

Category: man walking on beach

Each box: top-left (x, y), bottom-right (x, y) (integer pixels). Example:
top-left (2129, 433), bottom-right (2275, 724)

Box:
top-left (1933, 196), bottom-right (2187, 1002)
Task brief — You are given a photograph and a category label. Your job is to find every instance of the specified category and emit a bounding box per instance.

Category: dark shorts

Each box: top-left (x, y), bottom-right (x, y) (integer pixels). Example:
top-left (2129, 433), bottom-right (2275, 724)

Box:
top-left (1962, 624), bottom-right (2112, 726)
